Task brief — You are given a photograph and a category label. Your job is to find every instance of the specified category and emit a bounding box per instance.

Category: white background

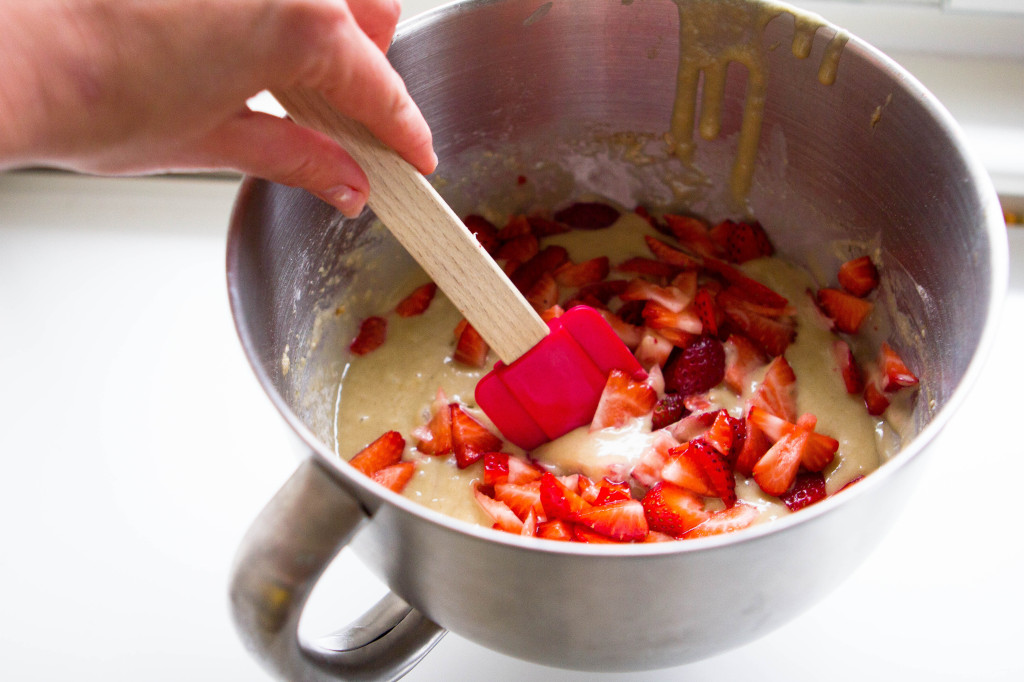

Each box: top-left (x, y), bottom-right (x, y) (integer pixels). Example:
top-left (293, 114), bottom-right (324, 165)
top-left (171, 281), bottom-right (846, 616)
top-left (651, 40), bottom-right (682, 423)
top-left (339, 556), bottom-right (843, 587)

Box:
top-left (2, 1), bottom-right (1023, 680)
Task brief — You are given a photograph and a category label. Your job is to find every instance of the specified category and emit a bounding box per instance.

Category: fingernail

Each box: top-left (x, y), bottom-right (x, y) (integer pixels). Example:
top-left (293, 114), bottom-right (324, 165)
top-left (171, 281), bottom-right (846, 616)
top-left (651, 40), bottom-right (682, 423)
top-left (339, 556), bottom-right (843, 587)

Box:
top-left (329, 185), bottom-right (366, 218)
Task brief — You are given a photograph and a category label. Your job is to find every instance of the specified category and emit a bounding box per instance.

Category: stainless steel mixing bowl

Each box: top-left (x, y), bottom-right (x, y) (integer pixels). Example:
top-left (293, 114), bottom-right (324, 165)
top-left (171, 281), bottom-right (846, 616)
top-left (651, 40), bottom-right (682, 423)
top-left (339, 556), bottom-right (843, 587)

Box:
top-left (226, 0), bottom-right (1006, 678)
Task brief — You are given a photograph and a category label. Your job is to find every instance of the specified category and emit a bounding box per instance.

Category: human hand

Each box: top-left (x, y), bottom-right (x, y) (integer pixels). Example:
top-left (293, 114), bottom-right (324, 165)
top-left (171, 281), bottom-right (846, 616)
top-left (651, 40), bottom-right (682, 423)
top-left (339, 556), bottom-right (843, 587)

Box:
top-left (0, 0), bottom-right (436, 217)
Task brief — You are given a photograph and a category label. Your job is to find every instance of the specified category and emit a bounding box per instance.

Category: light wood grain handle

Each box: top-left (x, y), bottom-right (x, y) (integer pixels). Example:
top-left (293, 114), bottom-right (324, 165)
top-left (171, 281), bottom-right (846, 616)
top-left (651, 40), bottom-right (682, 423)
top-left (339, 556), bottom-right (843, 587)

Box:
top-left (272, 88), bottom-right (548, 364)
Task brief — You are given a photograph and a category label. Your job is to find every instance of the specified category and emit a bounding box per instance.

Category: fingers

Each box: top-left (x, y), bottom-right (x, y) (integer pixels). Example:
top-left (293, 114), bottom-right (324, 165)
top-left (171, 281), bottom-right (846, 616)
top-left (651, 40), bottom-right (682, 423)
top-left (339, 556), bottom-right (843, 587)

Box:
top-left (195, 109), bottom-right (371, 217)
top-left (344, 0), bottom-right (402, 52)
top-left (296, 4), bottom-right (437, 176)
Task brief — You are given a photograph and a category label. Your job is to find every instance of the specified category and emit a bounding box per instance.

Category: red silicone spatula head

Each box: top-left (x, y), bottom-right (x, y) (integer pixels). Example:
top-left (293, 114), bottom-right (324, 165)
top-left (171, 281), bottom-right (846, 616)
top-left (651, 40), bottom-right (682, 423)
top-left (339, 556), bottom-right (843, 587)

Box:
top-left (476, 306), bottom-right (646, 450)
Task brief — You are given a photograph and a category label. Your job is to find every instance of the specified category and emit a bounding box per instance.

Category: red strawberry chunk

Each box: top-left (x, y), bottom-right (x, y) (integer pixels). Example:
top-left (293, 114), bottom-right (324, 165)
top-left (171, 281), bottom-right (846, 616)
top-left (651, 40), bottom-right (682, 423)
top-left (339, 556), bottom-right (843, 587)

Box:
top-left (717, 289), bottom-right (794, 357)
top-left (750, 356), bottom-right (798, 422)
top-left (621, 278), bottom-right (694, 313)
top-left (642, 302), bottom-right (703, 344)
top-left (349, 316), bottom-right (387, 355)
top-left (453, 321), bottom-right (489, 368)
top-left (684, 503), bottom-right (758, 538)
top-left (553, 201), bottom-right (620, 230)
top-left (817, 288), bottom-right (873, 334)
top-left (837, 255), bottom-right (879, 297)
top-left (864, 379), bottom-right (890, 416)
top-left (526, 214), bottom-right (571, 237)
top-left (511, 245), bottom-right (569, 293)
top-left (723, 333), bottom-right (766, 393)
top-left (537, 518), bottom-right (574, 541)
top-left (645, 235), bottom-right (701, 269)
top-left (681, 438), bottom-right (737, 506)
top-left (395, 282), bottom-right (438, 317)
top-left (591, 369), bottom-right (658, 430)
top-left (525, 271), bottom-right (559, 313)
top-left (507, 455), bottom-right (545, 484)
top-left (463, 214), bottom-right (500, 254)
top-left (483, 452), bottom-right (509, 486)
top-left (497, 214), bottom-right (532, 241)
top-left (614, 257), bottom-right (682, 279)
top-left (553, 256), bottom-right (610, 287)
top-left (714, 219), bottom-right (774, 263)
top-left (664, 213), bottom-right (719, 258)
top-left (703, 409), bottom-right (737, 457)
top-left (704, 257), bottom-right (790, 310)
top-left (636, 329), bottom-right (674, 370)
top-left (662, 444), bottom-right (715, 496)
top-left (651, 392), bottom-right (689, 431)
top-left (576, 498), bottom-right (649, 542)
top-left (693, 288), bottom-right (719, 337)
top-left (539, 472), bottom-right (592, 522)
top-left (832, 339), bottom-right (865, 394)
top-left (663, 335), bottom-right (726, 397)
top-left (641, 482), bottom-right (710, 537)
top-left (780, 471), bottom-right (827, 511)
top-left (349, 431), bottom-right (405, 476)
top-left (595, 309), bottom-right (645, 350)
top-left (496, 233), bottom-right (539, 262)
top-left (473, 488), bottom-right (524, 534)
top-left (594, 479), bottom-right (633, 505)
top-left (734, 420), bottom-right (771, 477)
top-left (879, 342), bottom-right (919, 391)
top-left (451, 405), bottom-right (503, 469)
top-left (412, 390), bottom-right (453, 455)
top-left (370, 461), bottom-right (416, 493)
top-left (752, 429), bottom-right (805, 497)
top-left (630, 429), bottom-right (679, 488)
top-left (494, 481), bottom-right (545, 521)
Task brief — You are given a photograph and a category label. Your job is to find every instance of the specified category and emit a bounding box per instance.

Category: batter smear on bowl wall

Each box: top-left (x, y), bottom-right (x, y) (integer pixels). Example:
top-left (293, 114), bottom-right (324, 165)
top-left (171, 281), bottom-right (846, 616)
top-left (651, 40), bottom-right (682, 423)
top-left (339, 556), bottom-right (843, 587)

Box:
top-left (335, 197), bottom-right (919, 542)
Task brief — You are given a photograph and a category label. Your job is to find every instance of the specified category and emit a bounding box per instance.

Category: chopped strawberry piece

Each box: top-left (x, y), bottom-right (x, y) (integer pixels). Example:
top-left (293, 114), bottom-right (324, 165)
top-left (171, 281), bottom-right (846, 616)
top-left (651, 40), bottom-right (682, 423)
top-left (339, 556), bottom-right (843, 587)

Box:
top-left (837, 255), bottom-right (879, 297)
top-left (450, 405), bottom-right (503, 469)
top-left (566, 279), bottom-right (628, 307)
top-left (615, 299), bottom-right (647, 325)
top-left (664, 213), bottom-right (719, 258)
top-left (553, 201), bottom-right (620, 229)
top-left (577, 475), bottom-right (601, 504)
top-left (723, 333), bottom-right (766, 393)
top-left (644, 235), bottom-right (702, 269)
top-left (537, 518), bottom-right (574, 541)
top-left (636, 329), bottom-right (674, 370)
top-left (750, 356), bottom-right (798, 422)
top-left (832, 339), bottom-right (864, 394)
top-left (453, 321), bottom-right (489, 368)
top-left (817, 288), bottom-right (873, 334)
top-left (711, 219), bottom-right (774, 263)
top-left (497, 214), bottom-right (532, 241)
top-left (684, 503), bottom-right (758, 538)
top-left (641, 482), bottom-right (710, 537)
top-left (539, 304), bottom-right (565, 323)
top-left (693, 288), bottom-right (719, 337)
top-left (395, 282), bottom-right (438, 317)
top-left (614, 257), bottom-right (682, 279)
top-left (651, 392), bottom-right (688, 430)
top-left (591, 369), bottom-right (658, 430)
top-left (662, 444), bottom-right (715, 496)
top-left (507, 455), bottom-right (545, 484)
top-left (576, 498), bottom-right (649, 542)
top-left (703, 409), bottom-right (737, 458)
top-left (526, 214), bottom-right (571, 237)
top-left (704, 258), bottom-right (790, 310)
top-left (594, 479), bottom-right (633, 505)
top-left (473, 488), bottom-right (524, 534)
top-left (863, 379), bottom-right (890, 415)
top-left (496, 233), bottom-right (539, 262)
top-left (412, 389), bottom-right (453, 455)
top-left (463, 214), bottom-right (500, 254)
top-left (510, 245), bottom-right (569, 293)
top-left (553, 256), bottom-right (610, 287)
top-left (780, 472), bottom-right (827, 511)
top-left (525, 271), bottom-right (559, 313)
top-left (680, 438), bottom-right (737, 506)
top-left (539, 472), bottom-right (592, 522)
top-left (631, 429), bottom-right (680, 488)
top-left (717, 289), bottom-right (795, 357)
top-left (642, 302), bottom-right (703, 343)
top-left (595, 309), bottom-right (645, 350)
top-left (663, 335), bottom-right (726, 397)
top-left (349, 431), bottom-right (405, 476)
top-left (494, 480), bottom-right (545, 521)
top-left (349, 316), bottom-right (387, 355)
top-left (838, 475), bottom-right (865, 492)
top-left (520, 509), bottom-right (538, 536)
top-left (748, 407), bottom-right (837, 473)
top-left (752, 429), bottom-right (804, 497)
top-left (879, 342), bottom-right (919, 391)
top-left (370, 461), bottom-right (416, 493)
top-left (621, 278), bottom-right (694, 313)
top-left (572, 526), bottom-right (624, 543)
top-left (483, 452), bottom-right (509, 486)
top-left (734, 420), bottom-right (771, 477)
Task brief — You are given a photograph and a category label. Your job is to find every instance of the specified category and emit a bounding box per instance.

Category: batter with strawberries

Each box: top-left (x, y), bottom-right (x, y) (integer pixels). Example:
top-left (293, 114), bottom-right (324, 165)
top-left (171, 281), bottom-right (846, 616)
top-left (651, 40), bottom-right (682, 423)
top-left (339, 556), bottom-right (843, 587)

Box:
top-left (335, 199), bottom-right (919, 543)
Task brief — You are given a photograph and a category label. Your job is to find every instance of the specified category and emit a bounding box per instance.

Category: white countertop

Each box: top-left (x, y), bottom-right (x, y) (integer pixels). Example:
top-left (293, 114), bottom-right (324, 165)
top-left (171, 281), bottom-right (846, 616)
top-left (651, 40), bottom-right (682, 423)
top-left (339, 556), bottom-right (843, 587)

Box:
top-left (1, 166), bottom-right (1021, 680)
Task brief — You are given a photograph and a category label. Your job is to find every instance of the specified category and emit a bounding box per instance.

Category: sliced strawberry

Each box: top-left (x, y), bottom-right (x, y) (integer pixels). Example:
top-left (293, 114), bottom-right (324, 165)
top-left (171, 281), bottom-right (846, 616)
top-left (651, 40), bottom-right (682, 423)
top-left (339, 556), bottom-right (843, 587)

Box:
top-left (450, 405), bottom-right (503, 469)
top-left (572, 526), bottom-right (623, 543)
top-left (453, 321), bottom-right (489, 368)
top-left (395, 282), bottom-right (438, 317)
top-left (576, 475), bottom-right (601, 505)
top-left (525, 271), bottom-right (559, 312)
top-left (497, 214), bottom-right (532, 241)
top-left (703, 409), bottom-right (737, 457)
top-left (520, 509), bottom-right (538, 537)
top-left (483, 452), bottom-right (509, 486)
top-left (412, 389), bottom-right (453, 455)
top-left (663, 335), bottom-right (726, 397)
top-left (734, 419), bottom-right (771, 477)
top-left (681, 438), bottom-right (737, 506)
top-left (539, 471), bottom-right (592, 522)
top-left (591, 369), bottom-right (658, 430)
top-left (780, 471), bottom-right (827, 511)
top-left (595, 309), bottom-right (645, 350)
top-left (712, 219), bottom-right (774, 263)
top-left (620, 279), bottom-right (694, 313)
top-left (536, 518), bottom-right (574, 541)
top-left (526, 214), bottom-right (571, 237)
top-left (473, 487), bottom-right (524, 534)
top-left (645, 235), bottom-right (701, 269)
top-left (752, 429), bottom-right (805, 497)
top-left (496, 232), bottom-right (539, 262)
top-left (748, 408), bottom-right (837, 472)
top-left (615, 299), bottom-right (647, 325)
top-left (494, 480), bottom-right (545, 521)
top-left (662, 444), bottom-right (715, 496)
top-left (684, 503), bottom-right (758, 538)
top-left (539, 304), bottom-right (565, 323)
top-left (510, 245), bottom-right (569, 293)
top-left (641, 481), bottom-right (710, 537)
top-left (370, 461), bottom-right (416, 493)
top-left (651, 392), bottom-right (688, 431)
top-left (507, 455), bottom-right (545, 484)
top-left (749, 356), bottom-right (798, 422)
top-left (832, 339), bottom-right (864, 394)
top-left (863, 379), bottom-right (890, 416)
top-left (566, 279), bottom-right (628, 307)
top-left (349, 430), bottom-right (405, 476)
top-left (349, 316), bottom-right (387, 355)
top-left (717, 289), bottom-right (794, 357)
top-left (553, 256), bottom-right (610, 287)
top-left (553, 201), bottom-right (620, 230)
top-left (693, 288), bottom-right (719, 337)
top-left (636, 329), bottom-right (674, 370)
top-left (664, 213), bottom-right (719, 258)
top-left (837, 255), bottom-right (879, 297)
top-left (614, 257), bottom-right (682, 279)
top-left (642, 302), bottom-right (703, 344)
top-left (879, 342), bottom-right (919, 391)
top-left (704, 258), bottom-right (790, 310)
top-left (594, 479), bottom-right (633, 505)
top-left (723, 333), bottom-right (766, 393)
top-left (463, 214), bottom-right (500, 254)
top-left (576, 498), bottom-right (649, 542)
top-left (630, 429), bottom-right (679, 488)
top-left (817, 288), bottom-right (873, 334)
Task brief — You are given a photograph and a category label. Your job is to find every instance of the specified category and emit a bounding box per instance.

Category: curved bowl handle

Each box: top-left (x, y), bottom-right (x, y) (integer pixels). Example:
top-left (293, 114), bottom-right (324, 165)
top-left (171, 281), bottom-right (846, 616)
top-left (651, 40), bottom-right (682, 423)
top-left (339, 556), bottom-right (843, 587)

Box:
top-left (229, 458), bottom-right (446, 680)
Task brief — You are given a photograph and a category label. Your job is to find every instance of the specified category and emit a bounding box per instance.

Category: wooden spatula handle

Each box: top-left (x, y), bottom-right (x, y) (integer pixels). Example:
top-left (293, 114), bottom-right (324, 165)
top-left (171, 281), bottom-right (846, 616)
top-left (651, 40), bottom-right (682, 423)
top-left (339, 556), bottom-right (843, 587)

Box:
top-left (272, 88), bottom-right (549, 365)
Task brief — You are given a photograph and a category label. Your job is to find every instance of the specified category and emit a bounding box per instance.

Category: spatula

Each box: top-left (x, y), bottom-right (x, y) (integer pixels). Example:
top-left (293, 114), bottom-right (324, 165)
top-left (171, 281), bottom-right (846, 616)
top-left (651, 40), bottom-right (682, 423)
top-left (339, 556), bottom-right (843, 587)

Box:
top-left (273, 88), bottom-right (644, 450)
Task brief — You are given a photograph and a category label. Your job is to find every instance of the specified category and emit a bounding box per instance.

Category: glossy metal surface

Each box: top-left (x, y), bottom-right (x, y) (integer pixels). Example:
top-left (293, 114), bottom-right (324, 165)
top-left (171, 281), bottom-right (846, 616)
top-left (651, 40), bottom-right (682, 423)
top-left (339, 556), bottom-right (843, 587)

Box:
top-left (227, 0), bottom-right (1006, 676)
